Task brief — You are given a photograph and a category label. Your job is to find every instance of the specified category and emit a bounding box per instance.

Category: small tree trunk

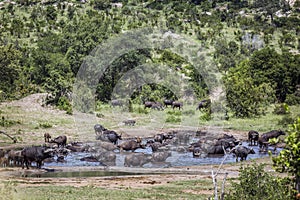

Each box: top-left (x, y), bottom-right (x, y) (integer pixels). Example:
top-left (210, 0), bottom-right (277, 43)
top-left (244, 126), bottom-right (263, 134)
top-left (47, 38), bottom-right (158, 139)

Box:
top-left (220, 173), bottom-right (228, 200)
top-left (212, 171), bottom-right (218, 200)
top-left (296, 174), bottom-right (300, 193)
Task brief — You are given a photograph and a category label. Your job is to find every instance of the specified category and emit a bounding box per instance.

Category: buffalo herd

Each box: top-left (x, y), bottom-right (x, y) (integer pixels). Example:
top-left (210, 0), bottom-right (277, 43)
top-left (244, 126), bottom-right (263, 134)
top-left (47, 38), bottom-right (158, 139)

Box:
top-left (0, 125), bottom-right (285, 169)
top-left (111, 98), bottom-right (212, 112)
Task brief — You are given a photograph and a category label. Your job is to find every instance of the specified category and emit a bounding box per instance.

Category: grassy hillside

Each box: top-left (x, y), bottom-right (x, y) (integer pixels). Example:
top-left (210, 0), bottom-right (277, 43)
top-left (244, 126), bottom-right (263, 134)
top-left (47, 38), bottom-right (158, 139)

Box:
top-left (0, 0), bottom-right (299, 122)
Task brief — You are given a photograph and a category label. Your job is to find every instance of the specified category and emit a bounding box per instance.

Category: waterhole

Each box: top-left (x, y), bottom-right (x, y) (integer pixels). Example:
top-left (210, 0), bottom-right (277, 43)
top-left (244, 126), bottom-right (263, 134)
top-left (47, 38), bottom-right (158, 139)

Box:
top-left (43, 141), bottom-right (280, 169)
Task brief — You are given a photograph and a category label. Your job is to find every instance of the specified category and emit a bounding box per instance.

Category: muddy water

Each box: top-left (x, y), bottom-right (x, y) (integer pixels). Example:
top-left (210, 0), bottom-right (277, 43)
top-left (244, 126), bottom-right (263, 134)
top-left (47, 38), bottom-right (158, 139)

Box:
top-left (43, 142), bottom-right (281, 169)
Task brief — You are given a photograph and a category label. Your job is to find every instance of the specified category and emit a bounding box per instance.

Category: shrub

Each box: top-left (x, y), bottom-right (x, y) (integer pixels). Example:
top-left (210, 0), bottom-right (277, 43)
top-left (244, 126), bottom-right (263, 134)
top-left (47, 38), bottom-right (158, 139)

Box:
top-left (225, 163), bottom-right (296, 200)
top-left (166, 110), bottom-right (182, 116)
top-left (134, 106), bottom-right (149, 114)
top-left (165, 110), bottom-right (182, 123)
top-left (165, 115), bottom-right (181, 123)
top-left (199, 109), bottom-right (212, 121)
top-left (273, 103), bottom-right (290, 115)
top-left (277, 115), bottom-right (295, 127)
top-left (285, 94), bottom-right (300, 105)
top-left (0, 116), bottom-right (20, 127)
top-left (95, 113), bottom-right (104, 118)
top-left (57, 96), bottom-right (72, 114)
top-left (38, 122), bottom-right (52, 128)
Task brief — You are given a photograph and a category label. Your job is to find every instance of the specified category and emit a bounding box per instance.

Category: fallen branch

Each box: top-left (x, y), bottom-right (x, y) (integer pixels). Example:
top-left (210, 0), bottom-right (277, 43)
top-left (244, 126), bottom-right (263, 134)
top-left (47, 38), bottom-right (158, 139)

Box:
top-left (0, 130), bottom-right (17, 143)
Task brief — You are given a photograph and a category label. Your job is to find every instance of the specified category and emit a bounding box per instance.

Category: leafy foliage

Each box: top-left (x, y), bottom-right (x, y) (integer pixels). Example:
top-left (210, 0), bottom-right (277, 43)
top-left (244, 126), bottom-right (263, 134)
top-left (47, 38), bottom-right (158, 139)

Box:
top-left (0, 0), bottom-right (298, 117)
top-left (225, 163), bottom-right (296, 200)
top-left (272, 117), bottom-right (300, 192)
top-left (248, 48), bottom-right (300, 103)
top-left (166, 110), bottom-right (182, 123)
top-left (0, 45), bottom-right (22, 100)
top-left (273, 103), bottom-right (290, 115)
top-left (224, 60), bottom-right (275, 118)
top-left (0, 116), bottom-right (21, 127)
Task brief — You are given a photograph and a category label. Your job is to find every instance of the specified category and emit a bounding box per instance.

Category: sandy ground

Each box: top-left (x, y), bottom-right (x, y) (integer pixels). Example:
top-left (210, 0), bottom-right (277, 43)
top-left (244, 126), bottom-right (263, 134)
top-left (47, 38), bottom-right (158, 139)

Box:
top-left (0, 94), bottom-right (272, 191)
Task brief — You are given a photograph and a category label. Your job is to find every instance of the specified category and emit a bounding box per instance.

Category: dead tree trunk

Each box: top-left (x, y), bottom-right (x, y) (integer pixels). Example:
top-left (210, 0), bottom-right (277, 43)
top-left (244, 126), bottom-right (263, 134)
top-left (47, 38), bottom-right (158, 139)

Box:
top-left (0, 130), bottom-right (17, 143)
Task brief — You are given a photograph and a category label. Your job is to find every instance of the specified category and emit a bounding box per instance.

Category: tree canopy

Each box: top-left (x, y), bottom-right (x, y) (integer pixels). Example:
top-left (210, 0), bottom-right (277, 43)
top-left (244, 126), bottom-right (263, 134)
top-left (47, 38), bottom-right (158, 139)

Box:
top-left (0, 0), bottom-right (299, 115)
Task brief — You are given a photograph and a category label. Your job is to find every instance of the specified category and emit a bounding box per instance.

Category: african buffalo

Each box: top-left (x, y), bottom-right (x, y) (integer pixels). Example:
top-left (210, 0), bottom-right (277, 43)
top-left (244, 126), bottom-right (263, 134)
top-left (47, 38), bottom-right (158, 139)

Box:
top-left (44, 133), bottom-right (51, 143)
top-left (248, 130), bottom-right (259, 146)
top-left (50, 135), bottom-right (67, 147)
top-left (124, 153), bottom-right (152, 167)
top-left (154, 133), bottom-right (165, 144)
top-left (0, 156), bottom-right (9, 167)
top-left (123, 119), bottom-right (136, 126)
top-left (94, 124), bottom-right (107, 135)
top-left (151, 102), bottom-right (164, 111)
top-left (196, 99), bottom-right (211, 110)
top-left (172, 101), bottom-right (183, 110)
top-left (144, 101), bottom-right (154, 109)
top-left (105, 130), bottom-right (122, 145)
top-left (96, 130), bottom-right (122, 145)
top-left (188, 140), bottom-right (203, 152)
top-left (111, 99), bottom-right (123, 107)
top-left (207, 145), bottom-right (227, 154)
top-left (97, 141), bottom-right (118, 151)
top-left (258, 130), bottom-right (285, 151)
top-left (80, 156), bottom-right (98, 162)
top-left (66, 142), bottom-right (89, 152)
top-left (215, 138), bottom-right (239, 149)
top-left (21, 146), bottom-right (55, 169)
top-left (206, 135), bottom-right (239, 155)
top-left (193, 147), bottom-right (201, 157)
top-left (97, 151), bottom-right (116, 166)
top-left (146, 140), bottom-right (164, 152)
top-left (232, 145), bottom-right (255, 162)
top-left (7, 150), bottom-right (23, 166)
top-left (118, 138), bottom-right (145, 152)
top-left (163, 99), bottom-right (174, 108)
top-left (152, 151), bottom-right (171, 162)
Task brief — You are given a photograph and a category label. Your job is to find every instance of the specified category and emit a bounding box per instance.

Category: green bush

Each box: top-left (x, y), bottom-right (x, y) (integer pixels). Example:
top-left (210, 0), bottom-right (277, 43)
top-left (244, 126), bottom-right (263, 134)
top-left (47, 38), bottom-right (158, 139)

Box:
top-left (273, 103), bottom-right (290, 115)
top-left (199, 108), bottom-right (212, 121)
top-left (277, 115), bottom-right (295, 127)
top-left (225, 163), bottom-right (296, 200)
top-left (134, 106), bottom-right (149, 114)
top-left (57, 96), bottom-right (72, 114)
top-left (165, 115), bottom-right (181, 123)
top-left (166, 110), bottom-right (182, 116)
top-left (285, 94), bottom-right (300, 105)
top-left (0, 116), bottom-right (20, 127)
top-left (38, 122), bottom-right (52, 128)
top-left (165, 110), bottom-right (182, 123)
top-left (95, 113), bottom-right (104, 118)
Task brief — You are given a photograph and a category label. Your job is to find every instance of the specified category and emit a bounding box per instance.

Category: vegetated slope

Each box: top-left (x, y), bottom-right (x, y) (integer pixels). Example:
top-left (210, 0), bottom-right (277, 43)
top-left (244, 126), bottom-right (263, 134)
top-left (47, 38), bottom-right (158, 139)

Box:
top-left (0, 0), bottom-right (299, 116)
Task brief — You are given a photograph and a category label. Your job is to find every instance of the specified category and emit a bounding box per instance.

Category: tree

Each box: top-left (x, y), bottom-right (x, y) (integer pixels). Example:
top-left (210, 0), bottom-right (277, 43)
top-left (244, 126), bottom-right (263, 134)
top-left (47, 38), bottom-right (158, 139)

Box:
top-left (273, 117), bottom-right (300, 193)
top-left (90, 0), bottom-right (111, 10)
top-left (214, 39), bottom-right (239, 72)
top-left (249, 48), bottom-right (299, 103)
top-left (224, 60), bottom-right (275, 118)
top-left (0, 45), bottom-right (22, 101)
top-left (252, 0), bottom-right (288, 24)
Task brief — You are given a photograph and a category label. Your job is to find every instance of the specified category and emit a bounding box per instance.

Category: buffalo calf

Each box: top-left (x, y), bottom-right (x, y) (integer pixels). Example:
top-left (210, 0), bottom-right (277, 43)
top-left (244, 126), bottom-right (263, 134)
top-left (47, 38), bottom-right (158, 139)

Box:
top-left (50, 135), bottom-right (67, 147)
top-left (232, 145), bottom-right (255, 162)
top-left (248, 130), bottom-right (259, 146)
